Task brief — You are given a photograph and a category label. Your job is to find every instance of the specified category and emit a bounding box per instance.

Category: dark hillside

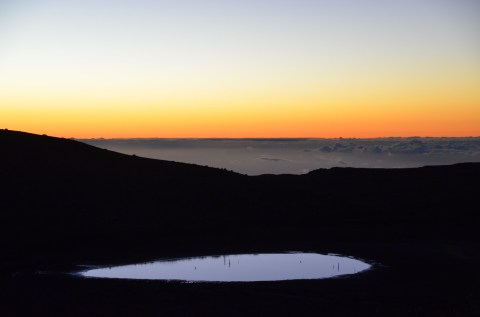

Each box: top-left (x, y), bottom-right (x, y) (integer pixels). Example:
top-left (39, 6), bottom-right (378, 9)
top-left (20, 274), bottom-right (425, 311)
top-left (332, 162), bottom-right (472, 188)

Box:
top-left (1, 129), bottom-right (479, 265)
top-left (1, 130), bottom-right (479, 316)
top-left (0, 130), bottom-right (246, 268)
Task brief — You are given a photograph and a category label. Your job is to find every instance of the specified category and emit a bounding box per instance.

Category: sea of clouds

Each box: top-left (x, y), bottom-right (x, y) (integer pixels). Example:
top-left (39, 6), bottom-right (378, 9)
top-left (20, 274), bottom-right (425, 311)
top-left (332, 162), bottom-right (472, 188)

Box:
top-left (80, 138), bottom-right (480, 175)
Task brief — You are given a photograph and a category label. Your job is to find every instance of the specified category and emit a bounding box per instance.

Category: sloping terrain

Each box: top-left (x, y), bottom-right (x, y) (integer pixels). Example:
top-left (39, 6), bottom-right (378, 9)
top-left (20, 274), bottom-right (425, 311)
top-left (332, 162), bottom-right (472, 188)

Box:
top-left (1, 129), bottom-right (479, 316)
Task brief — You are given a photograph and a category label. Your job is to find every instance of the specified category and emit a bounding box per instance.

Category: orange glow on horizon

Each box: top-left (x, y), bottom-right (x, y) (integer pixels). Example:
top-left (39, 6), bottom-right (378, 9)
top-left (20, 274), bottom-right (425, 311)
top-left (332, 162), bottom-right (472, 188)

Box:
top-left (1, 0), bottom-right (479, 139)
top-left (2, 100), bottom-right (479, 139)
top-left (2, 58), bottom-right (479, 139)
top-left (2, 78), bottom-right (479, 138)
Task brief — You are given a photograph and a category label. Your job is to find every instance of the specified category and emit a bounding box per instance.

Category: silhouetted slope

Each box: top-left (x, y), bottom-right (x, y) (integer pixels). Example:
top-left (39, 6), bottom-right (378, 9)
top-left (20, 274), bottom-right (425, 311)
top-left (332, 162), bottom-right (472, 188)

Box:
top-left (1, 129), bottom-right (479, 269)
top-left (0, 129), bottom-right (240, 177)
top-left (0, 130), bottom-right (245, 263)
top-left (2, 130), bottom-right (480, 317)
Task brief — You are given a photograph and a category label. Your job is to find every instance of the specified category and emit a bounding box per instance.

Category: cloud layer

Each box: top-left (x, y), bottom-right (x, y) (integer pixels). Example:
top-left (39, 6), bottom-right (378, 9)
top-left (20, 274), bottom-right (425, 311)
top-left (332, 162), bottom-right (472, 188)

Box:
top-left (81, 138), bottom-right (480, 175)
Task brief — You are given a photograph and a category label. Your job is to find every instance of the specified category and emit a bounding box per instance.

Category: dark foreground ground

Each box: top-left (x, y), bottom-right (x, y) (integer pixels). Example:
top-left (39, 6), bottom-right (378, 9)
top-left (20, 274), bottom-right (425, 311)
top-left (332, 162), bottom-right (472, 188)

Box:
top-left (1, 130), bottom-right (479, 316)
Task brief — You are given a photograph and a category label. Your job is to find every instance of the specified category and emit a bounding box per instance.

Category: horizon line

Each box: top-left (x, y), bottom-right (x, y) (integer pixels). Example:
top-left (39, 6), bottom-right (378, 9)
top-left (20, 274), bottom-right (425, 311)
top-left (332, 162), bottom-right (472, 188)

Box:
top-left (78, 136), bottom-right (480, 140)
top-left (3, 129), bottom-right (480, 140)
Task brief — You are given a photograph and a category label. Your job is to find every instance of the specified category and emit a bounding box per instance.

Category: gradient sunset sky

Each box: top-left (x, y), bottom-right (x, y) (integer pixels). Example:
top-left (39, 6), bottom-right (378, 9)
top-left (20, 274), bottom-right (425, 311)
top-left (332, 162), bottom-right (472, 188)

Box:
top-left (1, 0), bottom-right (479, 138)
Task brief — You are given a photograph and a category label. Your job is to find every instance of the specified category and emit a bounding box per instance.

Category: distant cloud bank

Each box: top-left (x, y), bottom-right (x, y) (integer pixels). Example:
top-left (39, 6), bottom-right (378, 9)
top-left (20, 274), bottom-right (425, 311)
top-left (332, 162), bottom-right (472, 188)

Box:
top-left (317, 138), bottom-right (480, 155)
top-left (81, 138), bottom-right (480, 175)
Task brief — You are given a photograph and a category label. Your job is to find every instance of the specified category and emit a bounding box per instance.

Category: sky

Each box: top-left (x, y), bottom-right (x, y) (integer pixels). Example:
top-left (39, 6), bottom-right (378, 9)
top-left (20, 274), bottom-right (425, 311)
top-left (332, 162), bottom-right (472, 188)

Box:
top-left (1, 0), bottom-right (479, 138)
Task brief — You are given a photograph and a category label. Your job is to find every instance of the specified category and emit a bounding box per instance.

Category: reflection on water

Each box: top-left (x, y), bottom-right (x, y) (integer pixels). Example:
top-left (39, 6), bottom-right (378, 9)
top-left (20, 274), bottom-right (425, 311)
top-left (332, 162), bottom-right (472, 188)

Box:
top-left (81, 253), bottom-right (371, 282)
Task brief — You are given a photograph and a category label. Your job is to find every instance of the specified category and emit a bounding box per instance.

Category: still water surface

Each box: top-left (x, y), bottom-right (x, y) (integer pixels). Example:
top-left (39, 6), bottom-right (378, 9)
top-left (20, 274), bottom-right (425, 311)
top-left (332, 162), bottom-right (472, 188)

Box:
top-left (81, 253), bottom-right (371, 282)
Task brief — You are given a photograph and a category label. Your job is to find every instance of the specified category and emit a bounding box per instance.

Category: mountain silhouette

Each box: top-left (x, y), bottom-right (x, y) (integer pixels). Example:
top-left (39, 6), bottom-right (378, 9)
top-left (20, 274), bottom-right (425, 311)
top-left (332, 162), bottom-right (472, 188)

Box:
top-left (1, 129), bottom-right (479, 316)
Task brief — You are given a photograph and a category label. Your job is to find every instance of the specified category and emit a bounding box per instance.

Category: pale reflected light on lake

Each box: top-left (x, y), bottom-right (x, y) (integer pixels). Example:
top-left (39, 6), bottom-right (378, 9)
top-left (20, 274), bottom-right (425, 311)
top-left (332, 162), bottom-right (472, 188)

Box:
top-left (81, 253), bottom-right (371, 282)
